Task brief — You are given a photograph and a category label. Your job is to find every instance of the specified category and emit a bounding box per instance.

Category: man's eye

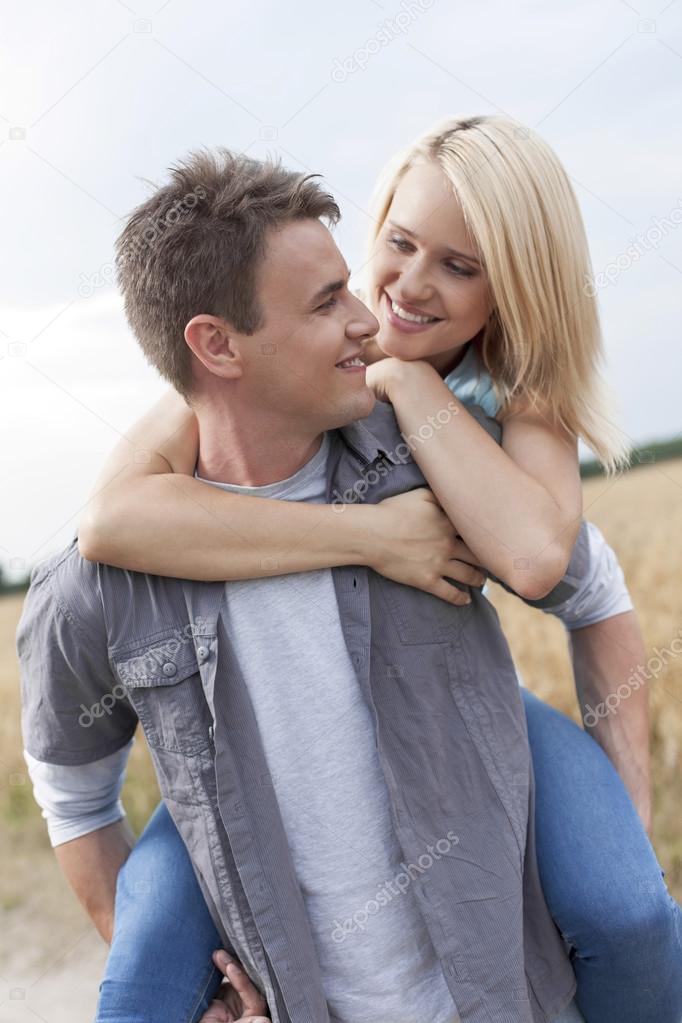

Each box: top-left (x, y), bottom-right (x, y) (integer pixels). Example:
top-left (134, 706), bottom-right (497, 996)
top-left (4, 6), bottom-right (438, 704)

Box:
top-left (317, 296), bottom-right (338, 311)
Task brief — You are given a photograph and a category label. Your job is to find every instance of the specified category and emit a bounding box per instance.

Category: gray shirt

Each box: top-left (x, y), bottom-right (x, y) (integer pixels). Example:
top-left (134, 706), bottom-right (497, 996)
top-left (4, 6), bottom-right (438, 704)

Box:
top-left (18, 401), bottom-right (580, 1023)
top-left (199, 431), bottom-right (457, 1022)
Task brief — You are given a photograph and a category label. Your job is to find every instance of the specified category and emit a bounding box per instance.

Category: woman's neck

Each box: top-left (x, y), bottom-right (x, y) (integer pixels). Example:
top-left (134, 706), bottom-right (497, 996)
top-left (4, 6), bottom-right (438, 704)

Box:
top-left (426, 342), bottom-right (471, 378)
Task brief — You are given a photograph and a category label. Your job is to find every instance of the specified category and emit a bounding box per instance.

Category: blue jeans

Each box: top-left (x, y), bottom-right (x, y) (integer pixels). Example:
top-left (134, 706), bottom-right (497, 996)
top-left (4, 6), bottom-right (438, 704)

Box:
top-left (96, 691), bottom-right (682, 1023)
top-left (96, 800), bottom-right (224, 1021)
top-left (522, 689), bottom-right (682, 1023)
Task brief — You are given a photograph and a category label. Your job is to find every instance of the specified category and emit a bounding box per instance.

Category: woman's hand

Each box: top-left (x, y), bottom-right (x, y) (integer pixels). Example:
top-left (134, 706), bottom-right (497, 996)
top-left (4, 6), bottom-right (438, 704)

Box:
top-left (198, 950), bottom-right (270, 1022)
top-left (364, 357), bottom-right (416, 403)
top-left (369, 488), bottom-right (486, 604)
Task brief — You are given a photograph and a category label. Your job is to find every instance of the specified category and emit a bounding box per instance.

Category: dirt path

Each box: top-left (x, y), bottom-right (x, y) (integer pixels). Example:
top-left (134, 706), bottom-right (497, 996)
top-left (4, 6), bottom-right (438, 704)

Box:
top-left (0, 852), bottom-right (107, 1023)
top-left (0, 924), bottom-right (106, 1023)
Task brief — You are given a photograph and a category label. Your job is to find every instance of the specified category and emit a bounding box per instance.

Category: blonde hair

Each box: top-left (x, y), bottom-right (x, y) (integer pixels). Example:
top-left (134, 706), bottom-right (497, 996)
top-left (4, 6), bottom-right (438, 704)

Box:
top-left (367, 115), bottom-right (629, 473)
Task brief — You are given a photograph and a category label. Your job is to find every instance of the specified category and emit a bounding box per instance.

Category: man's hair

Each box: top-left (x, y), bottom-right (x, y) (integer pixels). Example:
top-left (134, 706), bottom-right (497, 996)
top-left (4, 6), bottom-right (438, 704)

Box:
top-left (116, 148), bottom-right (341, 398)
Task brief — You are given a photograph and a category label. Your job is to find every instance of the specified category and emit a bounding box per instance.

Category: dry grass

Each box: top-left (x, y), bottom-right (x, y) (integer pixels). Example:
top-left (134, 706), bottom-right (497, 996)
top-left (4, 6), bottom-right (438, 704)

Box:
top-left (487, 458), bottom-right (682, 898)
top-left (2, 458), bottom-right (681, 933)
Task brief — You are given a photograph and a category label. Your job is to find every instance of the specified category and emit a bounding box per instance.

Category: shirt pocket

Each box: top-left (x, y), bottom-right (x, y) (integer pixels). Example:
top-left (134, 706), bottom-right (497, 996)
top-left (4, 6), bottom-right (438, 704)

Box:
top-left (111, 630), bottom-right (214, 756)
top-left (376, 576), bottom-right (473, 645)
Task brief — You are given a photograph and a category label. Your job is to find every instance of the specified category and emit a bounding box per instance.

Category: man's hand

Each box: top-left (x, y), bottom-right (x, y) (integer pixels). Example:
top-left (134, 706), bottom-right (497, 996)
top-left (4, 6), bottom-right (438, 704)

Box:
top-left (370, 488), bottom-right (486, 605)
top-left (198, 950), bottom-right (270, 1023)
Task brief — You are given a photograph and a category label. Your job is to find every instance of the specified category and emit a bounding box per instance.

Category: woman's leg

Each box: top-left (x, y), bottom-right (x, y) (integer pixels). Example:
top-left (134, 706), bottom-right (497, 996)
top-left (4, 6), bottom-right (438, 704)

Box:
top-left (96, 800), bottom-right (224, 1023)
top-left (522, 688), bottom-right (682, 1023)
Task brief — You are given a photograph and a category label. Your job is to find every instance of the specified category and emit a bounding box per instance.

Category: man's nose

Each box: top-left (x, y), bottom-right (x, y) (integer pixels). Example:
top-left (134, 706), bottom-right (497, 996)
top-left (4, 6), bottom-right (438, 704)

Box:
top-left (347, 291), bottom-right (379, 339)
top-left (347, 310), bottom-right (379, 341)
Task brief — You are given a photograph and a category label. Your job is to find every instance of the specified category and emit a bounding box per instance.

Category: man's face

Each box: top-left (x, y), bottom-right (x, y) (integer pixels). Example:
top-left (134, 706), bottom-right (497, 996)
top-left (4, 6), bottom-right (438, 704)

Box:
top-left (236, 219), bottom-right (379, 434)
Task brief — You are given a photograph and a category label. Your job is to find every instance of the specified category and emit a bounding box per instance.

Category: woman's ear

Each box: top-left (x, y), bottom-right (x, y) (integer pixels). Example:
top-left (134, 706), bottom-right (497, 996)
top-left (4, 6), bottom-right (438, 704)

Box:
top-left (184, 315), bottom-right (243, 380)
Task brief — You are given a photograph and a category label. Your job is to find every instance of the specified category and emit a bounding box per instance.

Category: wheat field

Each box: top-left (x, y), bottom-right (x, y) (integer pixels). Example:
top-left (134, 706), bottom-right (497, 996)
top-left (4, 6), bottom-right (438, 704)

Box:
top-left (1, 459), bottom-right (680, 1018)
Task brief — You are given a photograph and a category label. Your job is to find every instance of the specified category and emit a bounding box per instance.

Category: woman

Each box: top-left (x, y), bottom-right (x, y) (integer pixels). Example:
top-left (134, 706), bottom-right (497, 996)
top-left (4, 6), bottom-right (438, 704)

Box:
top-left (81, 116), bottom-right (681, 1022)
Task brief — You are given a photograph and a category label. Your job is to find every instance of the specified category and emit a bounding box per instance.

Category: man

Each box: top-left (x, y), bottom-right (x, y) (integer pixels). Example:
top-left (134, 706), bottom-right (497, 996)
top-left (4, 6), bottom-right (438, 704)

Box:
top-left (18, 150), bottom-right (631, 1022)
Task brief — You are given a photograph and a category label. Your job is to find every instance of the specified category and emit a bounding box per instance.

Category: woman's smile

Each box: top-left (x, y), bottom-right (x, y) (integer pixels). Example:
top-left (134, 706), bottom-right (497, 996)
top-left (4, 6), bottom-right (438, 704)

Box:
top-left (383, 290), bottom-right (443, 333)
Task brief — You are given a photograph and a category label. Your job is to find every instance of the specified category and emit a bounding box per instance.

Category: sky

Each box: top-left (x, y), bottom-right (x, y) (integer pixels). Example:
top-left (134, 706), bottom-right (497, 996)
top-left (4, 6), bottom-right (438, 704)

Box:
top-left (1, 0), bottom-right (681, 575)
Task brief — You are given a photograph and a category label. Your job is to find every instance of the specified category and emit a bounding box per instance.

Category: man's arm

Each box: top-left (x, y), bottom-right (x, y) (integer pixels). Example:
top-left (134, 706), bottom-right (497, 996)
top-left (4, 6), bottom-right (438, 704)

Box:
top-left (55, 820), bottom-right (135, 943)
top-left (569, 610), bottom-right (651, 833)
top-left (24, 739), bottom-right (136, 943)
top-left (18, 548), bottom-right (140, 935)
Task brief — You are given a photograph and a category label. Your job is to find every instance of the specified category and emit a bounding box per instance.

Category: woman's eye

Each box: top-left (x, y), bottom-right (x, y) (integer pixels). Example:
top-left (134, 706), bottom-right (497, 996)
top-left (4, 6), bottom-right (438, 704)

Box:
top-left (445, 262), bottom-right (475, 278)
top-left (388, 235), bottom-right (413, 252)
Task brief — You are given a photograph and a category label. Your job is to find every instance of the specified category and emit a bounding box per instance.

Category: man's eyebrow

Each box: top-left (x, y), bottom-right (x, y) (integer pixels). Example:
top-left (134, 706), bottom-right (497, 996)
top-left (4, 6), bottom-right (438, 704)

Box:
top-left (387, 221), bottom-right (480, 265)
top-left (309, 266), bottom-right (352, 305)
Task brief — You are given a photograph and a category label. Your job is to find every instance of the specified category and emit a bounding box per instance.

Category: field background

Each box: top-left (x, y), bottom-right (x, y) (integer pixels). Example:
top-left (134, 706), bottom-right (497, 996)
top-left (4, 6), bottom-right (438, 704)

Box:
top-left (1, 460), bottom-right (681, 1021)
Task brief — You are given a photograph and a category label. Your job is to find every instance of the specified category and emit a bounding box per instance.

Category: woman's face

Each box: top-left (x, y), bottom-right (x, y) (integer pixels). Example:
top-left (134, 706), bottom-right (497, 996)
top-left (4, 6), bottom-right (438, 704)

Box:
top-left (368, 160), bottom-right (492, 372)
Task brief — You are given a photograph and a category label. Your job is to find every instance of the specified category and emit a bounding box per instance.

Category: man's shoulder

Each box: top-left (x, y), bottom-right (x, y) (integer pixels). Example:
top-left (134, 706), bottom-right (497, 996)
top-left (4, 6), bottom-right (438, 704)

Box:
top-left (340, 400), bottom-right (406, 463)
top-left (340, 394), bottom-right (501, 464)
top-left (360, 399), bottom-right (402, 443)
top-left (23, 536), bottom-right (105, 634)
top-left (26, 536), bottom-right (145, 631)
top-left (30, 535), bottom-right (98, 596)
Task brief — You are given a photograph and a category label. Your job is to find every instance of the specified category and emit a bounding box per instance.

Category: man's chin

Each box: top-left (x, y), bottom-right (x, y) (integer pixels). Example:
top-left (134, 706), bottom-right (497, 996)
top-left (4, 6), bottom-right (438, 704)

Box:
top-left (351, 385), bottom-right (376, 421)
top-left (326, 386), bottom-right (376, 430)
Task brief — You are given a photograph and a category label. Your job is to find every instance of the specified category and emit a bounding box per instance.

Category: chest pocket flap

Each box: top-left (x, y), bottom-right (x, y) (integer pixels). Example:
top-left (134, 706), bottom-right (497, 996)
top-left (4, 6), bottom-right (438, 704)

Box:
top-left (112, 629), bottom-right (215, 756)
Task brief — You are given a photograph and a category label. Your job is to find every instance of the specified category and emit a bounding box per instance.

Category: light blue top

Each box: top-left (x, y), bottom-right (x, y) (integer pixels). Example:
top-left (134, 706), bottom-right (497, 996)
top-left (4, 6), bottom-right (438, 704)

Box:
top-left (443, 343), bottom-right (500, 418)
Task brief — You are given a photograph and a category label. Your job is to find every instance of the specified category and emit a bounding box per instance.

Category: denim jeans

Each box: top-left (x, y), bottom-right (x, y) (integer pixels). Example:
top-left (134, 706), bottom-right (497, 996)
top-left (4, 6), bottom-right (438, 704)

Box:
top-left (96, 690), bottom-right (682, 1023)
top-left (522, 689), bottom-right (682, 1023)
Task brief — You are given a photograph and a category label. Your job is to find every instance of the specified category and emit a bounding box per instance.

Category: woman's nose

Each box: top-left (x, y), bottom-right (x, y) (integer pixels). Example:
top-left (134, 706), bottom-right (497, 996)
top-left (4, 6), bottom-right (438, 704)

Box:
top-left (398, 265), bottom-right (434, 303)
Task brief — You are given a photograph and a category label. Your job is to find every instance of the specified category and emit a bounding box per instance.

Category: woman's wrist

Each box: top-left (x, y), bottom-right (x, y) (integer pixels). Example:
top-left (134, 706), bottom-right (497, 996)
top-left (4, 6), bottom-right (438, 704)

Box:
top-left (388, 358), bottom-right (446, 399)
top-left (330, 503), bottom-right (380, 568)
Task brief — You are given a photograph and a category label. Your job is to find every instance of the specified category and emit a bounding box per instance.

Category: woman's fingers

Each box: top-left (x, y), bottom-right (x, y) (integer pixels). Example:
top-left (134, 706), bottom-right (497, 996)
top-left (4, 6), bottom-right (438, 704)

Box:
top-left (445, 558), bottom-right (487, 588)
top-left (212, 951), bottom-right (269, 1018)
top-left (451, 537), bottom-right (486, 567)
top-left (430, 578), bottom-right (472, 606)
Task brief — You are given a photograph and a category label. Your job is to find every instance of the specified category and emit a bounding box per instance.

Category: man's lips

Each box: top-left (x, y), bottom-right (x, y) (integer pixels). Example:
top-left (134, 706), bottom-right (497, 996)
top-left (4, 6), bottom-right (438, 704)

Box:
top-left (335, 354), bottom-right (366, 372)
top-left (383, 291), bottom-right (443, 333)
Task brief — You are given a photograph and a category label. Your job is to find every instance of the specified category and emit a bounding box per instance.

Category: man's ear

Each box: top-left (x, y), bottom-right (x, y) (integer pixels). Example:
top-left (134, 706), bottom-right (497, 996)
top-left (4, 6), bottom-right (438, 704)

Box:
top-left (184, 315), bottom-right (243, 380)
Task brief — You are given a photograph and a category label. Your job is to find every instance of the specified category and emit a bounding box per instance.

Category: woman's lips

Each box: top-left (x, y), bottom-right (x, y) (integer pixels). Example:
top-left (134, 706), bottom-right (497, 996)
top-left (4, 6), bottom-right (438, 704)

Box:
top-left (383, 291), bottom-right (442, 334)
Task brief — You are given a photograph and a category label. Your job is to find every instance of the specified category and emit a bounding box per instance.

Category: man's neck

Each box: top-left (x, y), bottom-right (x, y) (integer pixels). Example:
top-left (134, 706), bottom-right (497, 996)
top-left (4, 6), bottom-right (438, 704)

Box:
top-left (194, 401), bottom-right (325, 487)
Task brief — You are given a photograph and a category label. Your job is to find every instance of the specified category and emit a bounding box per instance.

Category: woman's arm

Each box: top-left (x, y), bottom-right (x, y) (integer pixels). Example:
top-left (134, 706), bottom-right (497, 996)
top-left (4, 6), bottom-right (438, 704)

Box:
top-left (79, 392), bottom-right (483, 602)
top-left (369, 359), bottom-right (583, 599)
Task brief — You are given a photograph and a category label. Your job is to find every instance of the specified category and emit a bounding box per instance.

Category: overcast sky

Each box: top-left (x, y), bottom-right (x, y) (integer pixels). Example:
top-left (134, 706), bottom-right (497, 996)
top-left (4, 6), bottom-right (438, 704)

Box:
top-left (1, 0), bottom-right (681, 574)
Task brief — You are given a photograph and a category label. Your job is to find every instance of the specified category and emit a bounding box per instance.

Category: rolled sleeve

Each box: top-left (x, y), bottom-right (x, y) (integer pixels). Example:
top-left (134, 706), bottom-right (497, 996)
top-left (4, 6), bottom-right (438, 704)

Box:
top-left (24, 740), bottom-right (132, 846)
top-left (521, 520), bottom-right (634, 630)
top-left (17, 542), bottom-right (138, 766)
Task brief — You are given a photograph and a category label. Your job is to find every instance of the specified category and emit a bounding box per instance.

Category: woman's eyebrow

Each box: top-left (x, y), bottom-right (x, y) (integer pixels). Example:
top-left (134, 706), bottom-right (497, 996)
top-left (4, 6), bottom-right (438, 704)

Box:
top-left (387, 220), bottom-right (480, 265)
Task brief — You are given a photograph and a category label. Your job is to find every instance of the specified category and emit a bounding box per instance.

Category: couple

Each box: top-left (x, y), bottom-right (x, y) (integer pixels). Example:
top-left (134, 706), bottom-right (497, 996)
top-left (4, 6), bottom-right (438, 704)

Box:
top-left (18, 116), bottom-right (682, 1023)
